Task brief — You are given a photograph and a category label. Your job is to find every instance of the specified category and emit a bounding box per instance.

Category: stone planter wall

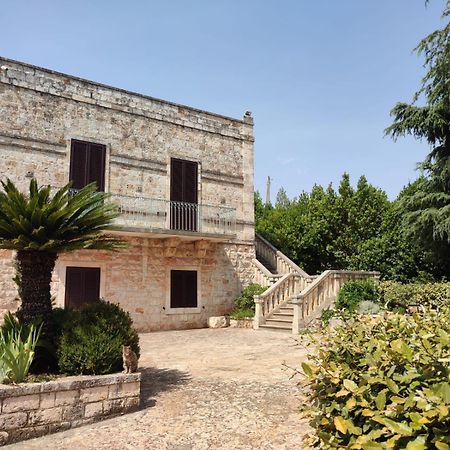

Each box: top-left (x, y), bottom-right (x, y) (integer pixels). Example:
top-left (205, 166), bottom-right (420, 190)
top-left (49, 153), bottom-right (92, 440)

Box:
top-left (0, 372), bottom-right (141, 446)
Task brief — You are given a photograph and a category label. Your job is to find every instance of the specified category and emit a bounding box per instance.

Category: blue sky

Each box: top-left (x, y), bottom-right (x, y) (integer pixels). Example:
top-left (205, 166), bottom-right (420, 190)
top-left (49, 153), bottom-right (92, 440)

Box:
top-left (0, 1), bottom-right (445, 200)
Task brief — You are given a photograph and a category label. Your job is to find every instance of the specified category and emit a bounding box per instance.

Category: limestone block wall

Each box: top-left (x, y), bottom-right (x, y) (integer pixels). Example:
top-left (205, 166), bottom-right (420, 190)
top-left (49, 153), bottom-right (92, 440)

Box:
top-left (53, 238), bottom-right (255, 332)
top-left (0, 57), bottom-right (256, 327)
top-left (0, 57), bottom-right (255, 242)
top-left (0, 372), bottom-right (140, 446)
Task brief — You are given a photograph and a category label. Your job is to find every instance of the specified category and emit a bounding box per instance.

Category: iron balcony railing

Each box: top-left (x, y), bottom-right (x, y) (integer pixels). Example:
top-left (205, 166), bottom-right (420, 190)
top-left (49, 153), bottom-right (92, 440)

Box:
top-left (110, 194), bottom-right (236, 236)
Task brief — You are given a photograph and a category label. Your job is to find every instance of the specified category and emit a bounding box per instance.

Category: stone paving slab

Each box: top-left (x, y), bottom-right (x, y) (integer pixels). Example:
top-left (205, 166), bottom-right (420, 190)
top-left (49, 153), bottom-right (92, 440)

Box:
top-left (6, 328), bottom-right (312, 449)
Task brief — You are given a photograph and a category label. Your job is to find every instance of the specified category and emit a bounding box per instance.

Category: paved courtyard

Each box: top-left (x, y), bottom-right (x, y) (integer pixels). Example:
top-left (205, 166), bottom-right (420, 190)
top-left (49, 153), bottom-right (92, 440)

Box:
top-left (6, 328), bottom-right (312, 450)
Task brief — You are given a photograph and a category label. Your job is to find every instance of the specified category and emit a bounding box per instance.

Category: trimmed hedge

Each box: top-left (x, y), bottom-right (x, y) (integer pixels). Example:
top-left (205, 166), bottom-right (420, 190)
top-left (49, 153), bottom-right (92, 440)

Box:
top-left (380, 281), bottom-right (450, 311)
top-left (302, 309), bottom-right (450, 448)
top-left (55, 300), bottom-right (140, 375)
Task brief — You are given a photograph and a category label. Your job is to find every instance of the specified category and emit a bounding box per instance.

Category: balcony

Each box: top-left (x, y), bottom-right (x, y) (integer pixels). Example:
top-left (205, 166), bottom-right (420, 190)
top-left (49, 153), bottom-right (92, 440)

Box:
top-left (109, 194), bottom-right (236, 239)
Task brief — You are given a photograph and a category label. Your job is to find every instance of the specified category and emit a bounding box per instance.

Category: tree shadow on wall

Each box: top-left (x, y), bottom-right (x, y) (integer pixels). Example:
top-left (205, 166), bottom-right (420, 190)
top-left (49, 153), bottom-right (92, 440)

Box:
top-left (139, 366), bottom-right (191, 408)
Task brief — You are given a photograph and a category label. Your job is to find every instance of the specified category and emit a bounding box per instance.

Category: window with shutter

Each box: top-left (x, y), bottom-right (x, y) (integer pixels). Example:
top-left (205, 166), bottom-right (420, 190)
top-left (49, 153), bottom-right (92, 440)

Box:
top-left (69, 140), bottom-right (106, 191)
top-left (170, 159), bottom-right (198, 231)
top-left (170, 270), bottom-right (198, 308)
top-left (65, 266), bottom-right (101, 309)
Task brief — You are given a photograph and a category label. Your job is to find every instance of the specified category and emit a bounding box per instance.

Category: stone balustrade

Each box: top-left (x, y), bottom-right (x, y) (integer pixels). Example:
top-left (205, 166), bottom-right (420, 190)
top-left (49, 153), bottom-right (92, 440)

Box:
top-left (255, 234), bottom-right (310, 278)
top-left (290, 270), bottom-right (380, 333)
top-left (252, 259), bottom-right (281, 287)
top-left (254, 273), bottom-right (305, 328)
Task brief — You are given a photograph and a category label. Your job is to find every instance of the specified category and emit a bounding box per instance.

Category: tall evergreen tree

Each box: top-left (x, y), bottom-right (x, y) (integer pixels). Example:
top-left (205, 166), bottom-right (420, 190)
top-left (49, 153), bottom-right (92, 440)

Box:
top-left (386, 1), bottom-right (450, 275)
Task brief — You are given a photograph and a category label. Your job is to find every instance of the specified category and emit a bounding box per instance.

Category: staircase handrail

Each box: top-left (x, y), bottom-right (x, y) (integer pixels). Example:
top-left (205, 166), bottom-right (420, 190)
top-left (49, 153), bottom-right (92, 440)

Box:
top-left (253, 258), bottom-right (282, 287)
top-left (253, 272), bottom-right (305, 328)
top-left (289, 270), bottom-right (380, 333)
top-left (255, 233), bottom-right (311, 278)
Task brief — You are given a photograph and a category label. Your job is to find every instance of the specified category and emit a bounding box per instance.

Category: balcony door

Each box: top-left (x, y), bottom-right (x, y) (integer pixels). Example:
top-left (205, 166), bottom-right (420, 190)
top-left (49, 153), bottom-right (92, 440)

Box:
top-left (170, 158), bottom-right (198, 232)
top-left (69, 140), bottom-right (106, 191)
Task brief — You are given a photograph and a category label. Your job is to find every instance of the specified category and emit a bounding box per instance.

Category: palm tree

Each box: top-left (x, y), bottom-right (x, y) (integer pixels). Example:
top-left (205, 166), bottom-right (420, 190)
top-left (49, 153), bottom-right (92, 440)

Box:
top-left (0, 179), bottom-right (125, 339)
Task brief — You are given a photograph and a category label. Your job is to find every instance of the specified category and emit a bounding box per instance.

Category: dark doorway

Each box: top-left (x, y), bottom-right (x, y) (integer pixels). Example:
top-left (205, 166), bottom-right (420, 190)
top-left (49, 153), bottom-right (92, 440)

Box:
top-left (170, 158), bottom-right (198, 232)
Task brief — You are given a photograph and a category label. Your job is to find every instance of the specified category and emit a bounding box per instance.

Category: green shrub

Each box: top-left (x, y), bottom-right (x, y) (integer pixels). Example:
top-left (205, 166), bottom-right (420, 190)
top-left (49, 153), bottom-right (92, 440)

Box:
top-left (302, 309), bottom-right (450, 448)
top-left (320, 307), bottom-right (335, 326)
top-left (229, 308), bottom-right (254, 320)
top-left (335, 279), bottom-right (380, 312)
top-left (234, 284), bottom-right (267, 312)
top-left (380, 281), bottom-right (450, 311)
top-left (55, 300), bottom-right (139, 375)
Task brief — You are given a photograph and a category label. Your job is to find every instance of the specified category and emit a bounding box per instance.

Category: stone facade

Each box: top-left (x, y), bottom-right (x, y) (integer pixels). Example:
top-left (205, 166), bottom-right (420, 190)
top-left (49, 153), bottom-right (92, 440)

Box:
top-left (0, 372), bottom-right (140, 445)
top-left (0, 57), bottom-right (255, 330)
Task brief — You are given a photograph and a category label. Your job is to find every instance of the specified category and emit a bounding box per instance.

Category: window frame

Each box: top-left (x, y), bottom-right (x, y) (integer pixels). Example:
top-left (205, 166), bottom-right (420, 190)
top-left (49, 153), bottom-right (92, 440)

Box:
top-left (165, 266), bottom-right (201, 315)
top-left (55, 260), bottom-right (106, 309)
top-left (68, 139), bottom-right (107, 192)
top-left (64, 266), bottom-right (101, 309)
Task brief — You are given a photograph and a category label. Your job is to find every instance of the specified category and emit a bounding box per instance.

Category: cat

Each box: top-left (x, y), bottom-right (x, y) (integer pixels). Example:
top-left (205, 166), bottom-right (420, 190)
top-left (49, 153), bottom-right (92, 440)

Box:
top-left (122, 345), bottom-right (138, 374)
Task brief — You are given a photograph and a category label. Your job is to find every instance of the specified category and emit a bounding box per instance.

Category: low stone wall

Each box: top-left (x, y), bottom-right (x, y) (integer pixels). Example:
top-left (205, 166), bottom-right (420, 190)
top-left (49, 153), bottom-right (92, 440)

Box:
top-left (0, 372), bottom-right (141, 446)
top-left (229, 318), bottom-right (254, 329)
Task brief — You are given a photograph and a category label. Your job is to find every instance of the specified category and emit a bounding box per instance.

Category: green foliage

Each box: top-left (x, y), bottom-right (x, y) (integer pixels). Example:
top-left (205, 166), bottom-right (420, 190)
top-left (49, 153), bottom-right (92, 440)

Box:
top-left (0, 179), bottom-right (125, 252)
top-left (335, 279), bottom-right (380, 313)
top-left (380, 281), bottom-right (450, 311)
top-left (386, 1), bottom-right (450, 269)
top-left (55, 300), bottom-right (140, 375)
top-left (229, 309), bottom-right (255, 320)
top-left (255, 172), bottom-right (444, 281)
top-left (0, 321), bottom-right (42, 383)
top-left (320, 307), bottom-right (335, 326)
top-left (233, 284), bottom-right (266, 312)
top-left (302, 309), bottom-right (450, 448)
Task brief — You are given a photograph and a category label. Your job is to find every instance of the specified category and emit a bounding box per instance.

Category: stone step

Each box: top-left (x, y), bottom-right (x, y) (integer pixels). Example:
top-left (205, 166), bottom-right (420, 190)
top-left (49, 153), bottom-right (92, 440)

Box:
top-left (259, 323), bottom-right (292, 332)
top-left (265, 318), bottom-right (293, 326)
top-left (271, 312), bottom-right (293, 319)
top-left (268, 315), bottom-right (293, 323)
top-left (278, 308), bottom-right (294, 314)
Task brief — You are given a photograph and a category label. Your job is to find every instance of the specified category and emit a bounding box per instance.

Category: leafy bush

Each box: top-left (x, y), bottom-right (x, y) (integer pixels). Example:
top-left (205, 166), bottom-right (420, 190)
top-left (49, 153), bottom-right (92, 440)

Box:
top-left (320, 307), bottom-right (335, 326)
top-left (302, 309), bottom-right (450, 448)
top-left (234, 284), bottom-right (267, 312)
top-left (229, 308), bottom-right (254, 320)
top-left (380, 281), bottom-right (450, 311)
top-left (0, 319), bottom-right (42, 383)
top-left (55, 300), bottom-right (139, 375)
top-left (335, 279), bottom-right (380, 312)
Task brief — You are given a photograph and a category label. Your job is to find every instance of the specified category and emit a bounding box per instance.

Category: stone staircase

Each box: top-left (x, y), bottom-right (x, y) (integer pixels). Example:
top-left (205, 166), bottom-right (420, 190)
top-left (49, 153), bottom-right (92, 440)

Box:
top-left (253, 234), bottom-right (379, 333)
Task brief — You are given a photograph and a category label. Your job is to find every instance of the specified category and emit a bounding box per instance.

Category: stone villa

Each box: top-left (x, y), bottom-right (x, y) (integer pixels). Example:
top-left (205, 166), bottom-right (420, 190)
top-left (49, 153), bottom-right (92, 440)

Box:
top-left (0, 57), bottom-right (255, 331)
top-left (0, 57), bottom-right (378, 333)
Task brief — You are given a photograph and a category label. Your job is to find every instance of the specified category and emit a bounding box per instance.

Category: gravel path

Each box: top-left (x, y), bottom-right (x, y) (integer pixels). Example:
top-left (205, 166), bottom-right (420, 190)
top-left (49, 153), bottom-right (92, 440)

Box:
top-left (6, 328), bottom-right (312, 450)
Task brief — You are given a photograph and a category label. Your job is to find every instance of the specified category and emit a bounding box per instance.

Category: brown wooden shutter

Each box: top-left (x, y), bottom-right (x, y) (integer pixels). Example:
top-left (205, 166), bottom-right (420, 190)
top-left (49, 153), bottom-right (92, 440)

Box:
top-left (170, 270), bottom-right (197, 308)
top-left (170, 159), bottom-right (184, 202)
top-left (65, 267), bottom-right (101, 309)
top-left (69, 141), bottom-right (89, 190)
top-left (183, 161), bottom-right (198, 204)
top-left (69, 140), bottom-right (106, 191)
top-left (88, 143), bottom-right (106, 192)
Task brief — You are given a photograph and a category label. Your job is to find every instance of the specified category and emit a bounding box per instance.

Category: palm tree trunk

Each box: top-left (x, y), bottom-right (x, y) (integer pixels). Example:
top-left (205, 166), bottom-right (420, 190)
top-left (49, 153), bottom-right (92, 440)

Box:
top-left (15, 250), bottom-right (57, 340)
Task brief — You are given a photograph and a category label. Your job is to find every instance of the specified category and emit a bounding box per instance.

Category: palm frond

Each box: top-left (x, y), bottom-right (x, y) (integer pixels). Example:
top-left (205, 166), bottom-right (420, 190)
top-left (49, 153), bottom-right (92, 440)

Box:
top-left (0, 180), bottom-right (126, 252)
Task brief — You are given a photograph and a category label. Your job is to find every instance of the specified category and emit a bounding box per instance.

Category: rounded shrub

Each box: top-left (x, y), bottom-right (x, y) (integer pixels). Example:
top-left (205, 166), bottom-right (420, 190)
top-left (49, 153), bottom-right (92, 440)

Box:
top-left (55, 300), bottom-right (139, 375)
top-left (234, 283), bottom-right (267, 312)
top-left (302, 309), bottom-right (450, 448)
top-left (335, 278), bottom-right (380, 312)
